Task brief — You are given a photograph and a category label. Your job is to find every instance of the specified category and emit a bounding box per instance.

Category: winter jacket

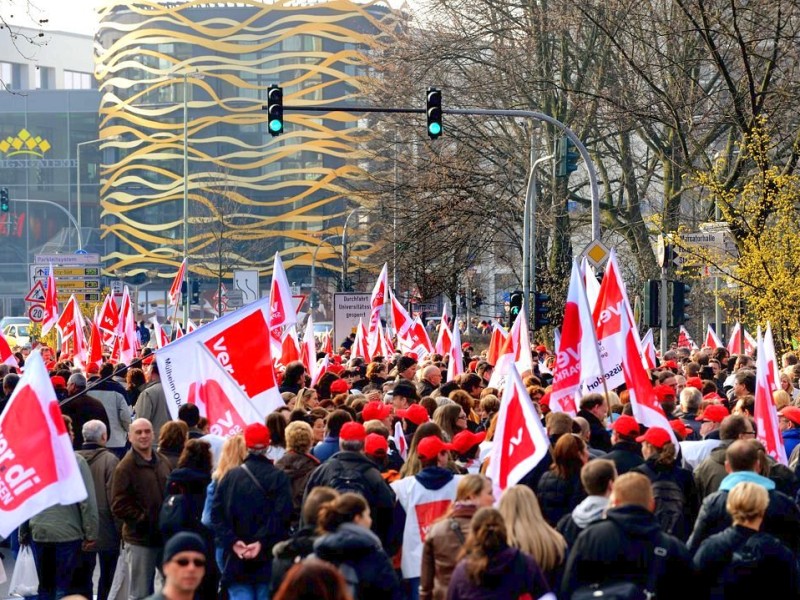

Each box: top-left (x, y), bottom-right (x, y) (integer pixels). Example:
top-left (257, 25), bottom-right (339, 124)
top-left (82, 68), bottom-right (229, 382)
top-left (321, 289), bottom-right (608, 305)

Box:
top-left (77, 444), bottom-right (120, 550)
top-left (536, 470), bottom-right (587, 526)
top-left (25, 454), bottom-right (99, 543)
top-left (61, 392), bottom-right (111, 450)
top-left (693, 441), bottom-right (731, 498)
top-left (89, 379), bottom-right (132, 450)
top-left (134, 379), bottom-right (171, 444)
top-left (162, 466), bottom-right (211, 537)
top-left (687, 470), bottom-right (800, 554)
top-left (312, 436), bottom-right (340, 462)
top-left (274, 450), bottom-right (320, 527)
top-left (604, 440), bottom-right (644, 475)
top-left (391, 466), bottom-right (462, 578)
top-left (270, 525), bottom-right (318, 593)
top-left (420, 503), bottom-right (477, 600)
top-left (693, 525), bottom-right (800, 599)
top-left (577, 409), bottom-right (612, 452)
top-left (210, 453), bottom-right (292, 585)
top-left (556, 495), bottom-right (609, 548)
top-left (303, 450), bottom-right (396, 545)
top-left (633, 458), bottom-right (699, 541)
top-left (560, 504), bottom-right (694, 598)
top-left (314, 522), bottom-right (402, 600)
top-left (111, 448), bottom-right (173, 547)
top-left (446, 546), bottom-right (551, 600)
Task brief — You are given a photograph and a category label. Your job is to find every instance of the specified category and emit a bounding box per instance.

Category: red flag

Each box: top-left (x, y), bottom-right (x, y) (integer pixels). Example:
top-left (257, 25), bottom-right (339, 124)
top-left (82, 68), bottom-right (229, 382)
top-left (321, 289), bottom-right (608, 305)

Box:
top-left (0, 351), bottom-right (88, 538)
top-left (168, 259), bottom-right (187, 307)
top-left (87, 319), bottom-right (103, 370)
top-left (435, 310), bottom-right (453, 356)
top-left (550, 261), bottom-right (600, 416)
top-left (301, 317), bottom-right (316, 375)
top-left (367, 264), bottom-right (389, 357)
top-left (56, 295), bottom-right (79, 340)
top-left (0, 334), bottom-right (18, 367)
top-left (118, 287), bottom-right (138, 365)
top-left (763, 322), bottom-right (781, 395)
top-left (486, 365), bottom-right (549, 497)
top-left (351, 318), bottom-right (370, 360)
top-left (486, 325), bottom-right (508, 367)
top-left (755, 327), bottom-right (787, 464)
top-left (174, 322), bottom-right (184, 340)
top-left (322, 329), bottom-right (333, 355)
top-left (390, 290), bottom-right (413, 337)
top-left (704, 325), bottom-right (723, 350)
top-left (41, 263), bottom-right (59, 336)
top-left (641, 329), bottom-right (657, 370)
top-left (268, 253), bottom-right (297, 355)
top-left (678, 326), bottom-right (698, 350)
top-left (399, 317), bottom-right (433, 358)
top-left (727, 322), bottom-right (742, 355)
top-left (280, 326), bottom-right (301, 366)
top-left (447, 323), bottom-right (464, 381)
top-left (311, 355), bottom-right (329, 387)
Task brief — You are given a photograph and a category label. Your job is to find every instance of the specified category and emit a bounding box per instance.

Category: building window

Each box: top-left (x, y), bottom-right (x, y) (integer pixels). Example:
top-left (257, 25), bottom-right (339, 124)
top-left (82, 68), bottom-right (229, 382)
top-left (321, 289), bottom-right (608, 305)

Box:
top-left (0, 62), bottom-right (24, 89)
top-left (64, 70), bottom-right (94, 90)
top-left (35, 66), bottom-right (54, 89)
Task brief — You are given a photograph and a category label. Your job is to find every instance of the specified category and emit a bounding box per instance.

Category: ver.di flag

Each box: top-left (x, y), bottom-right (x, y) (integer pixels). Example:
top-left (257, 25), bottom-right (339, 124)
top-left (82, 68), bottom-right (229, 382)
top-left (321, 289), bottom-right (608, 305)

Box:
top-left (0, 351), bottom-right (87, 538)
top-left (755, 326), bottom-right (787, 465)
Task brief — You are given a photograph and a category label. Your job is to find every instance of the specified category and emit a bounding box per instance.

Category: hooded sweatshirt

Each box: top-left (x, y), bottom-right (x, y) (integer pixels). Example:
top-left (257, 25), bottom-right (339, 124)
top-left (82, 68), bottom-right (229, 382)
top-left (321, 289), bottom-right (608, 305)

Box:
top-left (571, 495), bottom-right (609, 529)
top-left (391, 466), bottom-right (462, 578)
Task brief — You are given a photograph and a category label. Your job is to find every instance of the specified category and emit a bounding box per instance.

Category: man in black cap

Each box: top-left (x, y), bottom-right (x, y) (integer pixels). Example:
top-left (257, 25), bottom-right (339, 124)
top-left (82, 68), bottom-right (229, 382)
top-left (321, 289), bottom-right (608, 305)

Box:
top-left (146, 532), bottom-right (207, 600)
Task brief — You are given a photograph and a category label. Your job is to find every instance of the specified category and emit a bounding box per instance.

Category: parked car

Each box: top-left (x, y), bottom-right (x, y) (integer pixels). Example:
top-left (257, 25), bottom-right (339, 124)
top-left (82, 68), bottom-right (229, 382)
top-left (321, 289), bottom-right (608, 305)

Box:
top-left (3, 321), bottom-right (31, 348)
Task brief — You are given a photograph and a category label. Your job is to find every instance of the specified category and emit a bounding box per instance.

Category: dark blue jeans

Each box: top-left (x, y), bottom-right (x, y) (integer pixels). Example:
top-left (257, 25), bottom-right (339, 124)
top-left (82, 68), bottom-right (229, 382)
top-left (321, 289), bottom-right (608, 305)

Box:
top-left (31, 539), bottom-right (83, 600)
top-left (72, 547), bottom-right (120, 600)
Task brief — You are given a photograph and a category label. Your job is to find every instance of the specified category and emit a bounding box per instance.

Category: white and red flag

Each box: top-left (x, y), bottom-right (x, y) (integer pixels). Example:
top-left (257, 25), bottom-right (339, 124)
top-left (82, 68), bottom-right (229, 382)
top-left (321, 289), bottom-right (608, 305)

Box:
top-left (763, 322), bottom-right (781, 394)
top-left (0, 334), bottom-right (18, 367)
top-left (549, 261), bottom-right (601, 416)
top-left (704, 324), bottom-right (723, 350)
top-left (41, 263), bottom-right (59, 336)
top-left (489, 306), bottom-right (533, 388)
top-left (434, 307), bottom-right (453, 356)
top-left (393, 420), bottom-right (408, 460)
top-left (151, 317), bottom-right (170, 350)
top-left (398, 317), bottom-right (433, 359)
top-left (727, 322), bottom-right (756, 356)
top-left (447, 323), bottom-right (464, 382)
top-left (0, 350), bottom-right (88, 538)
top-left (486, 365), bottom-right (549, 498)
top-left (486, 324), bottom-right (509, 367)
top-left (301, 318), bottom-right (317, 377)
top-left (582, 257), bottom-right (601, 313)
top-left (156, 296), bottom-right (283, 419)
top-left (168, 258), bottom-right (187, 307)
top-left (621, 307), bottom-right (676, 444)
top-left (678, 326), bottom-right (698, 350)
top-left (174, 322), bottom-right (184, 340)
top-left (389, 290), bottom-right (413, 338)
top-left (755, 327), bottom-right (787, 465)
top-left (117, 286), bottom-right (138, 365)
top-left (87, 318), bottom-right (103, 370)
top-left (351, 319), bottom-right (370, 360)
top-left (640, 329), bottom-right (658, 370)
top-left (280, 326), bottom-right (301, 367)
top-left (322, 329), bottom-right (334, 355)
top-left (268, 253), bottom-right (297, 355)
top-left (367, 264), bottom-right (389, 358)
top-left (98, 294), bottom-right (120, 347)
top-left (310, 355), bottom-right (329, 388)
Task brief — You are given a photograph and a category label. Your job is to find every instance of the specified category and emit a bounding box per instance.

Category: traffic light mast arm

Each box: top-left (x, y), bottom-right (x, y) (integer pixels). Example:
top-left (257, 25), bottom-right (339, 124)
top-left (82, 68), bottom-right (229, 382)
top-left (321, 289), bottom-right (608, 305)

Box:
top-left (281, 104), bottom-right (601, 242)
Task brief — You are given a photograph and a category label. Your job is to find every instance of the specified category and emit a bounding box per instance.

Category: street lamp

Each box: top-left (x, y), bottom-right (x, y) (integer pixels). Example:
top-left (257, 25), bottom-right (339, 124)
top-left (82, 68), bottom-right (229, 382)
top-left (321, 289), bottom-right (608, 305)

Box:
top-left (181, 69), bottom-right (205, 326)
top-left (341, 207), bottom-right (364, 292)
top-left (76, 135), bottom-right (120, 235)
top-left (311, 235), bottom-right (340, 293)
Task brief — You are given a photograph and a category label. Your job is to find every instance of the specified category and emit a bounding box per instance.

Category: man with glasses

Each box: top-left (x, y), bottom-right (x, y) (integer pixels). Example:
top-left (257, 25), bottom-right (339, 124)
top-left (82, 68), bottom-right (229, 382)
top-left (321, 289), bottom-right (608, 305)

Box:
top-left (147, 532), bottom-right (208, 600)
top-left (693, 415), bottom-right (757, 499)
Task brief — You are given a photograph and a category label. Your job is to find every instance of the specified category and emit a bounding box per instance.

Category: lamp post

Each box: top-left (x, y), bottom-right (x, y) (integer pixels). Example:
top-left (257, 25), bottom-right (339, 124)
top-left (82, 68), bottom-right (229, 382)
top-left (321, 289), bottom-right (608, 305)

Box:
top-left (182, 70), bottom-right (204, 326)
top-left (311, 235), bottom-right (340, 294)
top-left (76, 135), bottom-right (119, 238)
top-left (341, 207), bottom-right (364, 292)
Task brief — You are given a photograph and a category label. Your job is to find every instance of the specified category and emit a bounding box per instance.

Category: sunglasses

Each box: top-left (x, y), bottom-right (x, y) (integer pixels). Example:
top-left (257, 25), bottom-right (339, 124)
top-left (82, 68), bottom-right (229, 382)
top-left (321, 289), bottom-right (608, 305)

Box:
top-left (173, 557), bottom-right (206, 568)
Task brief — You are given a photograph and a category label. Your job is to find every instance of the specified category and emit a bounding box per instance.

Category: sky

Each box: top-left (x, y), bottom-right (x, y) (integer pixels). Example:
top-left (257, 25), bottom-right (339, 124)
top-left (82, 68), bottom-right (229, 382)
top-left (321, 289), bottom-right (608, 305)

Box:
top-left (2, 0), bottom-right (415, 37)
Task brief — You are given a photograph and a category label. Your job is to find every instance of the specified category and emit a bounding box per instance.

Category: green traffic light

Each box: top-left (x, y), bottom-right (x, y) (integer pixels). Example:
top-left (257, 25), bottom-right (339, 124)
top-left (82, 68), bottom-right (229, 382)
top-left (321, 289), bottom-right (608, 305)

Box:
top-left (269, 119), bottom-right (282, 133)
top-left (428, 122), bottom-right (442, 136)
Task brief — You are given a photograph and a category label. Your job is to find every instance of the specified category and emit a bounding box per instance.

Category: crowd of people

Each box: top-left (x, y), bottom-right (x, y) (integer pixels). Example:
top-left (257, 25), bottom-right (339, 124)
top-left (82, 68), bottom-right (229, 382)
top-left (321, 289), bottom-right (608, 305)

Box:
top-left (2, 338), bottom-right (800, 600)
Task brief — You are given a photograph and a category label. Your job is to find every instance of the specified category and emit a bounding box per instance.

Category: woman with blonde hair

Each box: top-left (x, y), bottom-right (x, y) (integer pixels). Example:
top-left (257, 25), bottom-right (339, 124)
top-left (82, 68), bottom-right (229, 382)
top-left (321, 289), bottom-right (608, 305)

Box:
top-left (433, 403), bottom-right (466, 441)
top-left (420, 474), bottom-right (494, 600)
top-left (275, 421), bottom-right (321, 528)
top-left (498, 485), bottom-right (567, 588)
top-left (399, 422), bottom-right (445, 478)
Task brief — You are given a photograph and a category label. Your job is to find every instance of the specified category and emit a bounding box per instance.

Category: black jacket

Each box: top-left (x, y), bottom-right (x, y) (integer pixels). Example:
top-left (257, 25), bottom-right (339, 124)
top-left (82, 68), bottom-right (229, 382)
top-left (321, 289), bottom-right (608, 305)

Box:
top-left (61, 392), bottom-right (111, 449)
top-left (314, 522), bottom-right (401, 600)
top-left (274, 450), bottom-right (320, 527)
top-left (162, 466), bottom-right (211, 538)
top-left (577, 409), bottom-right (612, 452)
top-left (270, 525), bottom-right (317, 593)
top-left (303, 450), bottom-right (395, 545)
top-left (687, 481), bottom-right (800, 555)
top-left (536, 470), bottom-right (587, 527)
top-left (210, 453), bottom-right (293, 585)
top-left (604, 440), bottom-right (644, 475)
top-left (633, 458), bottom-right (699, 541)
top-left (693, 525), bottom-right (799, 599)
top-left (561, 504), bottom-right (695, 598)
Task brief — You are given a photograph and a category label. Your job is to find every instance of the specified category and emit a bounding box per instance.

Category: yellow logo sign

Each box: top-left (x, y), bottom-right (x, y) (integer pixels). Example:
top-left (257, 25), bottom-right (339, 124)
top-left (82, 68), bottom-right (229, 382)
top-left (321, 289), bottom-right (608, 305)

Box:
top-left (0, 128), bottom-right (52, 158)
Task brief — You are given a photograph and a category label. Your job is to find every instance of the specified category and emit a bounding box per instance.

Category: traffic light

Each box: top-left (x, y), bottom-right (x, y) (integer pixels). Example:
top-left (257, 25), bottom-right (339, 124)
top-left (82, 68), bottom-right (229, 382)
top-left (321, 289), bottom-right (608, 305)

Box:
top-left (471, 288), bottom-right (482, 309)
top-left (0, 188), bottom-right (8, 213)
top-left (191, 280), bottom-right (200, 304)
top-left (556, 137), bottom-right (579, 178)
top-left (266, 85), bottom-right (283, 136)
top-left (509, 290), bottom-right (523, 326)
top-left (534, 291), bottom-right (552, 329)
top-left (642, 279), bottom-right (660, 327)
top-left (426, 87), bottom-right (442, 139)
top-left (669, 281), bottom-right (691, 326)
top-left (309, 289), bottom-right (320, 309)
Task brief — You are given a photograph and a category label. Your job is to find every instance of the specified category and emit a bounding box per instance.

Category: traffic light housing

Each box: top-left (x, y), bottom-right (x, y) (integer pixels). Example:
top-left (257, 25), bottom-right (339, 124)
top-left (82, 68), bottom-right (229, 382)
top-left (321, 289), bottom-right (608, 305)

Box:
top-left (426, 87), bottom-right (442, 139)
top-left (669, 281), bottom-right (691, 326)
top-left (266, 85), bottom-right (283, 136)
top-left (191, 280), bottom-right (200, 304)
top-left (534, 291), bottom-right (551, 329)
top-left (556, 137), bottom-right (579, 178)
top-left (642, 279), bottom-right (660, 327)
top-left (309, 289), bottom-right (320, 309)
top-left (509, 290), bottom-right (523, 326)
top-left (0, 188), bottom-right (8, 213)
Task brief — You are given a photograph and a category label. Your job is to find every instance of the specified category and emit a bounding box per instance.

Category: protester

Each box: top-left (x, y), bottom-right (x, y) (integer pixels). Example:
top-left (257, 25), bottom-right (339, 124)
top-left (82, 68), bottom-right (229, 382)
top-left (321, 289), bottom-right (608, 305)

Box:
top-left (158, 420), bottom-right (189, 470)
top-left (419, 474), bottom-right (493, 600)
top-left (272, 558), bottom-right (353, 600)
top-left (147, 532), bottom-right (208, 600)
top-left (134, 361), bottom-right (171, 445)
top-left (90, 362), bottom-right (133, 458)
top-left (576, 394), bottom-right (612, 452)
top-left (312, 409), bottom-right (353, 462)
top-left (536, 434), bottom-right (589, 526)
top-left (274, 420), bottom-right (321, 527)
top-left (694, 415), bottom-right (758, 498)
top-left (557, 459), bottom-right (617, 547)
top-left (61, 373), bottom-right (111, 450)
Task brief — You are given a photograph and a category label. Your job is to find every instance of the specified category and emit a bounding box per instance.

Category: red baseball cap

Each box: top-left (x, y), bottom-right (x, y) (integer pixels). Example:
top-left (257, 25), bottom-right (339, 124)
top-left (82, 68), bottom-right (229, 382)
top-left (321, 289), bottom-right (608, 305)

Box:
top-left (662, 360), bottom-right (679, 370)
top-left (339, 422), bottom-right (366, 442)
top-left (699, 404), bottom-right (729, 423)
top-left (636, 427), bottom-right (672, 449)
top-left (364, 433), bottom-right (388, 456)
top-left (362, 401), bottom-right (392, 422)
top-left (330, 379), bottom-right (350, 395)
top-left (461, 342), bottom-right (473, 351)
top-left (653, 384), bottom-right (676, 401)
top-left (397, 404), bottom-right (430, 426)
top-left (780, 406), bottom-right (800, 427)
top-left (417, 436), bottom-right (454, 461)
top-left (686, 377), bottom-right (703, 391)
top-left (50, 375), bottom-right (67, 389)
top-left (450, 430), bottom-right (486, 455)
top-left (612, 415), bottom-right (640, 437)
top-left (669, 419), bottom-right (692, 440)
top-left (535, 345), bottom-right (547, 353)
top-left (244, 423), bottom-right (271, 449)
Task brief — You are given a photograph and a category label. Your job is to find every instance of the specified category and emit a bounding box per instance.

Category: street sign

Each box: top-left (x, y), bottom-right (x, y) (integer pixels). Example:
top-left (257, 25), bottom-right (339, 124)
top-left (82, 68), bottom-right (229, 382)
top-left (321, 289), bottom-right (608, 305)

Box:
top-left (28, 304), bottom-right (44, 322)
top-left (582, 239), bottom-right (610, 269)
top-left (54, 279), bottom-right (100, 290)
top-left (25, 280), bottom-right (46, 304)
top-left (226, 289), bottom-right (244, 309)
top-left (56, 292), bottom-right (100, 303)
top-left (233, 270), bottom-right (259, 304)
top-left (34, 253), bottom-right (100, 265)
top-left (333, 292), bottom-right (371, 349)
top-left (111, 279), bottom-right (124, 297)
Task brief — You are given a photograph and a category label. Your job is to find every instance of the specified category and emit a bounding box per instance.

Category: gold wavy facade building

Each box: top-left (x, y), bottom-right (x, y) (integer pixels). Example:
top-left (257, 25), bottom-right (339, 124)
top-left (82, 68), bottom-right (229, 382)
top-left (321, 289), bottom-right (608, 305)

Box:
top-left (95, 0), bottom-right (396, 280)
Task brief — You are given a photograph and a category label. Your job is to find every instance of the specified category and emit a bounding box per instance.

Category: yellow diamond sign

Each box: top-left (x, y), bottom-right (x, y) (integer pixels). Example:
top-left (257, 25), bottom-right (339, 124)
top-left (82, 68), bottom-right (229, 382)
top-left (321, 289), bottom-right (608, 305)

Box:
top-left (583, 239), bottom-right (610, 269)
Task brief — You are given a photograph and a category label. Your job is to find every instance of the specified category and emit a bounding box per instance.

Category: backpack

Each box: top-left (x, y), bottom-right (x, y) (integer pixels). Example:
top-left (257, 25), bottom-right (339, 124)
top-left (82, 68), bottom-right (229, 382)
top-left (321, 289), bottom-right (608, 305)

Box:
top-left (640, 466), bottom-right (686, 536)
top-left (571, 544), bottom-right (667, 600)
top-left (159, 493), bottom-right (196, 538)
top-left (719, 535), bottom-right (763, 594)
top-left (327, 464), bottom-right (371, 500)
